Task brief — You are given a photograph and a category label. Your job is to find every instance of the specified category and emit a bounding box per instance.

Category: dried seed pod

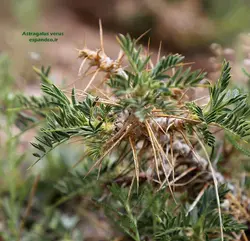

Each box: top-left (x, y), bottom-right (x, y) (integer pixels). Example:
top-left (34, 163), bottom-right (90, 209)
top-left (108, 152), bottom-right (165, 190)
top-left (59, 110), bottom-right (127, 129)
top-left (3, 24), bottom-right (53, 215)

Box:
top-left (77, 19), bottom-right (127, 83)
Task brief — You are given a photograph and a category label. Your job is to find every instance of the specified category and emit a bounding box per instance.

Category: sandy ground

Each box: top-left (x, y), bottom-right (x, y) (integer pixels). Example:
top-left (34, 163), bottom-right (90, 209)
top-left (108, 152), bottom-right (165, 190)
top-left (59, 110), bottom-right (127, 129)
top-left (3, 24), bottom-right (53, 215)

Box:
top-left (0, 2), bottom-right (214, 96)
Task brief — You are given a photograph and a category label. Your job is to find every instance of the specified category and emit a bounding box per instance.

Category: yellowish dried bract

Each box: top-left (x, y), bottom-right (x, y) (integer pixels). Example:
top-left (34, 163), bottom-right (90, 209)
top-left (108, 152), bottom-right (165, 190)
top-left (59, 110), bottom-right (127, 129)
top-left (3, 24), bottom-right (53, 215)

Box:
top-left (76, 19), bottom-right (127, 92)
top-left (78, 48), bottom-right (124, 74)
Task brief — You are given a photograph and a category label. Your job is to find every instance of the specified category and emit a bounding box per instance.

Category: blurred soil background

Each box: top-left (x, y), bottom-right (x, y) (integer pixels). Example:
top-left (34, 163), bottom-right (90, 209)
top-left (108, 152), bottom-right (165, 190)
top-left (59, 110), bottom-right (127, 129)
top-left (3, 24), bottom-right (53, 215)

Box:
top-left (1, 0), bottom-right (250, 91)
top-left (0, 0), bottom-right (250, 240)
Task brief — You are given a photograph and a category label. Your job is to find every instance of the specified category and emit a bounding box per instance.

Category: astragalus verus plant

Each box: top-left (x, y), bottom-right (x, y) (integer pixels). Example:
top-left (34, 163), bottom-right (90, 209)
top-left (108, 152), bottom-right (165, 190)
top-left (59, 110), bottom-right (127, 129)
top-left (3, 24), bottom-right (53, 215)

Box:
top-left (14, 22), bottom-right (250, 241)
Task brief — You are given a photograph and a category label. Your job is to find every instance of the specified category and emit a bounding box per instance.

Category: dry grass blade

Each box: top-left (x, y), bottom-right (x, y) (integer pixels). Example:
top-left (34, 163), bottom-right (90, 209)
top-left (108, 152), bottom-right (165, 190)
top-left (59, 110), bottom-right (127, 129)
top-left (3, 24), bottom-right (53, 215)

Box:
top-left (169, 132), bottom-right (175, 191)
top-left (154, 114), bottom-right (201, 124)
top-left (157, 41), bottom-right (162, 63)
top-left (117, 49), bottom-right (125, 63)
top-left (72, 152), bottom-right (88, 168)
top-left (145, 121), bottom-right (162, 182)
top-left (151, 118), bottom-right (176, 190)
top-left (92, 84), bottom-right (112, 100)
top-left (194, 131), bottom-right (224, 241)
top-left (129, 136), bottom-right (140, 192)
top-left (177, 88), bottom-right (189, 104)
top-left (127, 175), bottom-right (136, 201)
top-left (84, 124), bottom-right (132, 179)
top-left (186, 183), bottom-right (209, 216)
top-left (159, 166), bottom-right (197, 190)
top-left (173, 171), bottom-right (206, 187)
top-left (147, 120), bottom-right (173, 169)
top-left (61, 75), bottom-right (83, 90)
top-left (97, 161), bottom-right (103, 180)
top-left (69, 88), bottom-right (119, 106)
top-left (78, 57), bottom-right (87, 76)
top-left (145, 121), bottom-right (176, 202)
top-left (83, 68), bottom-right (100, 92)
top-left (135, 28), bottom-right (151, 43)
top-left (178, 129), bottom-right (201, 162)
top-left (99, 18), bottom-right (105, 53)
